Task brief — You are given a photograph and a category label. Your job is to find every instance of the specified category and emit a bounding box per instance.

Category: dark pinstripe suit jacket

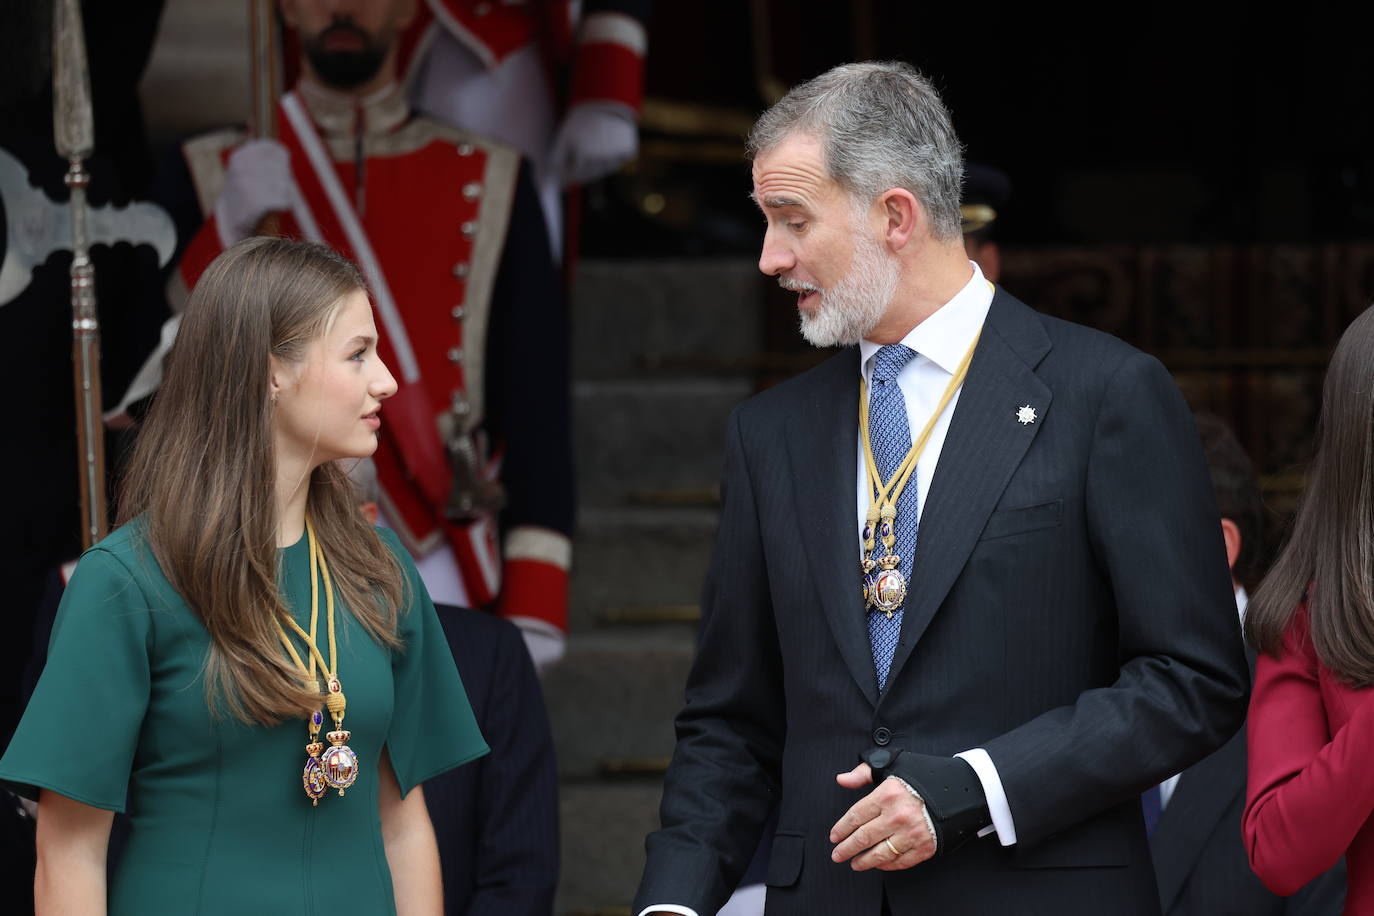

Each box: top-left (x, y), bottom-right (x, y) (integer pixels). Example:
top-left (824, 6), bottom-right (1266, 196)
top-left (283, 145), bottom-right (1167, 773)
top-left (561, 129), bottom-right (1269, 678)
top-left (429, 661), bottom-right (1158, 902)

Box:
top-left (424, 606), bottom-right (558, 916)
top-left (634, 289), bottom-right (1251, 916)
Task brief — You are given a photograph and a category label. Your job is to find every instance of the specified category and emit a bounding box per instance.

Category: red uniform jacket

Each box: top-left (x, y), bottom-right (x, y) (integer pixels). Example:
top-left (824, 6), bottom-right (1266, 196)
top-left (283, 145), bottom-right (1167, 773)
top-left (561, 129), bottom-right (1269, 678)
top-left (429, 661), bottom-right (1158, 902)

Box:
top-left (175, 84), bottom-right (573, 634)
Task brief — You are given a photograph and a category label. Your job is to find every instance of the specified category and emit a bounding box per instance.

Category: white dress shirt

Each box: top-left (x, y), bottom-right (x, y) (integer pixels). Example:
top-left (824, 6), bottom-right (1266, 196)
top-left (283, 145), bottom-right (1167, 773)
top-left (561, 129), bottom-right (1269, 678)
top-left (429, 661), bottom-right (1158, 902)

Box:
top-left (638, 263), bottom-right (1009, 916)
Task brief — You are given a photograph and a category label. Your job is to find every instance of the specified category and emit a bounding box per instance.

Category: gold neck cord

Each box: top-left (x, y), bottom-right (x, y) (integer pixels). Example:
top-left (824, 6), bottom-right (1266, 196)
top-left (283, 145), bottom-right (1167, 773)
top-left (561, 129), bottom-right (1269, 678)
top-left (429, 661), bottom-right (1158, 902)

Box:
top-left (276, 517), bottom-right (360, 803)
top-left (859, 329), bottom-right (982, 617)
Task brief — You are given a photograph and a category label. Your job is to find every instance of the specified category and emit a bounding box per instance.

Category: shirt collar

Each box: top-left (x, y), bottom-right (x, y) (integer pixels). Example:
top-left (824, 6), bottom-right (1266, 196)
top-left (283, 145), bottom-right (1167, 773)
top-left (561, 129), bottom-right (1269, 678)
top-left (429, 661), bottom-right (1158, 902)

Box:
top-left (859, 261), bottom-right (994, 378)
top-left (295, 78), bottom-right (409, 139)
top-left (1235, 586), bottom-right (1248, 625)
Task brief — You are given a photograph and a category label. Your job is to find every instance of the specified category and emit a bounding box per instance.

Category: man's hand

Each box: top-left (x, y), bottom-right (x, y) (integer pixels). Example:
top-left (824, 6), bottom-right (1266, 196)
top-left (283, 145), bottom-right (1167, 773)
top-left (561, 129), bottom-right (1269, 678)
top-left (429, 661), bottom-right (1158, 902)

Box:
top-left (549, 103), bottom-right (638, 188)
top-left (215, 138), bottom-right (293, 244)
top-left (829, 763), bottom-right (935, 871)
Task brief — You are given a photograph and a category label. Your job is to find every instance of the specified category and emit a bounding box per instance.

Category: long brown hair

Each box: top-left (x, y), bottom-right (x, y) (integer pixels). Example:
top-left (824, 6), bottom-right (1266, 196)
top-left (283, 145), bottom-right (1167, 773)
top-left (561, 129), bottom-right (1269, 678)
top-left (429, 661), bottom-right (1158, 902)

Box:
top-left (1246, 304), bottom-right (1374, 685)
top-left (119, 237), bottom-right (405, 724)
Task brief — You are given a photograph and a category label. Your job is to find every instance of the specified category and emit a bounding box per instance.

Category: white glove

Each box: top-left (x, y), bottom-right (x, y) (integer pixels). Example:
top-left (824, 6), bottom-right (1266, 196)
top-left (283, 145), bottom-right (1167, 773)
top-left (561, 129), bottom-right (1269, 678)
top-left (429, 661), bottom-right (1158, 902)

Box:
top-left (549, 103), bottom-right (639, 188)
top-left (214, 138), bottom-right (293, 245)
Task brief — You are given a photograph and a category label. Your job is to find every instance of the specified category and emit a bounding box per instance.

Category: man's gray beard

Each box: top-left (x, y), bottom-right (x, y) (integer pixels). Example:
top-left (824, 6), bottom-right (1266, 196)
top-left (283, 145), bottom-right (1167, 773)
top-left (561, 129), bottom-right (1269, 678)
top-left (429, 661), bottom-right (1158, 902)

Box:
top-left (795, 232), bottom-right (899, 348)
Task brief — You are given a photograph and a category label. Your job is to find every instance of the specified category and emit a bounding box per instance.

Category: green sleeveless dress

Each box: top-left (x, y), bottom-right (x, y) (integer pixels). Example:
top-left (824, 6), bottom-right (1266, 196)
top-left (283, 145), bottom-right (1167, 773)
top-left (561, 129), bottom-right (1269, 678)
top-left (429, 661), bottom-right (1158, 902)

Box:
top-left (0, 521), bottom-right (488, 915)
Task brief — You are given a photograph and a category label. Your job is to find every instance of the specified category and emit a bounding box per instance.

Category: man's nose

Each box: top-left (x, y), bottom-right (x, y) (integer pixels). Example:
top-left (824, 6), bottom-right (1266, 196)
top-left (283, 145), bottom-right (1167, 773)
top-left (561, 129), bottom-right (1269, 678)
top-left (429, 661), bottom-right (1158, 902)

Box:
top-left (758, 226), bottom-right (795, 278)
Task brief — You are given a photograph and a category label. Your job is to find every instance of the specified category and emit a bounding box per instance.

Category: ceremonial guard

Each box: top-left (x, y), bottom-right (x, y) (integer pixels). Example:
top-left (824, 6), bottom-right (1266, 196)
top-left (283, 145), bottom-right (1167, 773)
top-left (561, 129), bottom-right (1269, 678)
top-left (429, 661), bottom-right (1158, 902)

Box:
top-left (133, 0), bottom-right (574, 667)
top-left (400, 0), bottom-right (649, 254)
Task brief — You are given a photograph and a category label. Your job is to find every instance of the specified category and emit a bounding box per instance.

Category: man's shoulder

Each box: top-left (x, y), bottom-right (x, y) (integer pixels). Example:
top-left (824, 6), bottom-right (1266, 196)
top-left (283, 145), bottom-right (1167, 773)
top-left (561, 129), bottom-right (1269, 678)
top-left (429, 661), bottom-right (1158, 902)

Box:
top-left (995, 289), bottom-right (1140, 368)
top-left (731, 347), bottom-right (856, 431)
top-left (993, 290), bottom-right (1161, 392)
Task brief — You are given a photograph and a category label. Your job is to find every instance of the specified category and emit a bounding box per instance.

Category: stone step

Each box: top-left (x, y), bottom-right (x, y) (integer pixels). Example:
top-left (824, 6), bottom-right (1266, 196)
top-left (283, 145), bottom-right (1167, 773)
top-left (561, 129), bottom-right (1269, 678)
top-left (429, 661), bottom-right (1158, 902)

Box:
top-left (544, 629), bottom-right (695, 781)
top-left (571, 258), bottom-right (765, 378)
top-left (568, 507), bottom-right (718, 633)
top-left (557, 781), bottom-right (665, 916)
top-left (573, 377), bottom-right (749, 507)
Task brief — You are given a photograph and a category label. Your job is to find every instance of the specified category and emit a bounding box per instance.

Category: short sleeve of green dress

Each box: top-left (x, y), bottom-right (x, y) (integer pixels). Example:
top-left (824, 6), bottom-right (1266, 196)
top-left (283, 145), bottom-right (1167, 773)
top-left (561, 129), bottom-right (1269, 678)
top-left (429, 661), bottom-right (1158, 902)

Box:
top-left (0, 522), bottom-right (491, 915)
top-left (0, 546), bottom-right (151, 810)
top-left (378, 526), bottom-right (489, 794)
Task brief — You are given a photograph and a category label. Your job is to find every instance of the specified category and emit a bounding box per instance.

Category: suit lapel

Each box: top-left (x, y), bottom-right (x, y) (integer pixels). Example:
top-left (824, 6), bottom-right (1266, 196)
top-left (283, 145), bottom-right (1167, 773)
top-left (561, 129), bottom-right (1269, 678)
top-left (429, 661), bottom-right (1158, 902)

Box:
top-left (785, 349), bottom-right (881, 706)
top-left (1150, 650), bottom-right (1255, 910)
top-left (1149, 728), bottom-right (1247, 911)
top-left (882, 291), bottom-right (1053, 692)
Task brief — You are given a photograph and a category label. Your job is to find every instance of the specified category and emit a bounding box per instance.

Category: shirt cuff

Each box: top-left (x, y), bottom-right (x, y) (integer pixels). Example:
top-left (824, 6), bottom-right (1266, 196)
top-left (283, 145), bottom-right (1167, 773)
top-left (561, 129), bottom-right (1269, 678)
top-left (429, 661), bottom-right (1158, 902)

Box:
top-left (637, 907), bottom-right (700, 916)
top-left (954, 748), bottom-right (1017, 846)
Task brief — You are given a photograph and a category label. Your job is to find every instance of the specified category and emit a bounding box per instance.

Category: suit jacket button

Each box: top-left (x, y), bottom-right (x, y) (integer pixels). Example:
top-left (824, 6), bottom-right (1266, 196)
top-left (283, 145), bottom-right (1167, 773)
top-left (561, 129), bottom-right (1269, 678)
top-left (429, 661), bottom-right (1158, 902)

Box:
top-left (873, 727), bottom-right (892, 746)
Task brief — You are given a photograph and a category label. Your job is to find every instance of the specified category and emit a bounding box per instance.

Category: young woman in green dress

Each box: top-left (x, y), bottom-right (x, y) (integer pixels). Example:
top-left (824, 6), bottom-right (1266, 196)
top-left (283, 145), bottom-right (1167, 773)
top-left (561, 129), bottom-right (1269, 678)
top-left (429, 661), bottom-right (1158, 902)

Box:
top-left (0, 237), bottom-right (488, 914)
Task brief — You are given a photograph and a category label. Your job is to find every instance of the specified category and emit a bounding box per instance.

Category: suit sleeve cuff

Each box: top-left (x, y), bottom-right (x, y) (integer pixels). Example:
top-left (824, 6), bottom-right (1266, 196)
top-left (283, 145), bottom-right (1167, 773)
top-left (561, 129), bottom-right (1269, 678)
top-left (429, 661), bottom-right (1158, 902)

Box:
top-left (637, 907), bottom-right (699, 916)
top-left (955, 748), bottom-right (1017, 846)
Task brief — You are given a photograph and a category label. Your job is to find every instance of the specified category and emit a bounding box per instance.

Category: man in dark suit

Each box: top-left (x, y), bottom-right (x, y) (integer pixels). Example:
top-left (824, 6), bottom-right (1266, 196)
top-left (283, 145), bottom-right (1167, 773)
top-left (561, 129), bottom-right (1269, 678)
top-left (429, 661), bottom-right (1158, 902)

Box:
top-left (1146, 414), bottom-right (1345, 916)
top-left (353, 461), bottom-right (559, 915)
top-left (424, 605), bottom-right (560, 915)
top-left (634, 62), bottom-right (1250, 915)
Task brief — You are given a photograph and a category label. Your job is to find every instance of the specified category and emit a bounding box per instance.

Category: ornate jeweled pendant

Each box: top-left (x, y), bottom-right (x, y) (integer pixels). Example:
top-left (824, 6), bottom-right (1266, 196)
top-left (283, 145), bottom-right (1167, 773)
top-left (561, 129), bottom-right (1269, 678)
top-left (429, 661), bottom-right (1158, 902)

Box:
top-left (322, 729), bottom-right (359, 795)
top-left (860, 557), bottom-right (878, 607)
top-left (303, 741), bottom-right (327, 805)
top-left (301, 709), bottom-right (327, 804)
top-left (870, 555), bottom-right (907, 619)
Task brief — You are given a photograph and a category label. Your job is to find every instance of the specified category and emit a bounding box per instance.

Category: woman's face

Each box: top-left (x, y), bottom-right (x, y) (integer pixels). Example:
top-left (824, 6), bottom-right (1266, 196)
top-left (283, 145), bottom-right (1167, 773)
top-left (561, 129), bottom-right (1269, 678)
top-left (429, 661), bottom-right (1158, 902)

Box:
top-left (273, 289), bottom-right (397, 469)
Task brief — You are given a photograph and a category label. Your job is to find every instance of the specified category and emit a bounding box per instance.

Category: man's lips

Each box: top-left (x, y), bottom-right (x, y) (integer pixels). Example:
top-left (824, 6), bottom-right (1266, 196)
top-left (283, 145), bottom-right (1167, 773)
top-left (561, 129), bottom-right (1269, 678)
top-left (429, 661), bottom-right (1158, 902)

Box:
top-left (320, 27), bottom-right (368, 52)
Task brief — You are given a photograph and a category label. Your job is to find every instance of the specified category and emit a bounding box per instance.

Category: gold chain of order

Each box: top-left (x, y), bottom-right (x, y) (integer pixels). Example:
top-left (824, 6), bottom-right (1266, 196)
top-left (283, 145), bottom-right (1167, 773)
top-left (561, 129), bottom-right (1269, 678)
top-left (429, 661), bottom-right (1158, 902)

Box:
top-left (859, 329), bottom-right (982, 555)
top-left (275, 517), bottom-right (337, 684)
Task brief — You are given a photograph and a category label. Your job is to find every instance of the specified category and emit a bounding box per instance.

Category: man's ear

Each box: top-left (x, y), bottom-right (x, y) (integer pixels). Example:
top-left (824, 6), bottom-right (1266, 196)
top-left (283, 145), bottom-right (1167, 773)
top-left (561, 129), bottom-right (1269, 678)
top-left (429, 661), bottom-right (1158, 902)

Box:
top-left (1220, 518), bottom-right (1241, 573)
top-left (397, 0), bottom-right (419, 30)
top-left (878, 188), bottom-right (920, 252)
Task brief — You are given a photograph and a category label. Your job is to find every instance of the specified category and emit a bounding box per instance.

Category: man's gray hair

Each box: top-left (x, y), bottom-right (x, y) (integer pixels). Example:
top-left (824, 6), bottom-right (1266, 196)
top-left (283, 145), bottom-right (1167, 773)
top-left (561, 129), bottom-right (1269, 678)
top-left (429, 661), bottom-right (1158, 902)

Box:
top-left (748, 62), bottom-right (965, 241)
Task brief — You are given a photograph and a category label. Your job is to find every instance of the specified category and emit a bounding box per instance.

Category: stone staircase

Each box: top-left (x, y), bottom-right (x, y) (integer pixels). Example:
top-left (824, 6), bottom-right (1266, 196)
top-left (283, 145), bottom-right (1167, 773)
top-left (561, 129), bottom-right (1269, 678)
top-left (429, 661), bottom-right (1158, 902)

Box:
top-left (546, 259), bottom-right (765, 914)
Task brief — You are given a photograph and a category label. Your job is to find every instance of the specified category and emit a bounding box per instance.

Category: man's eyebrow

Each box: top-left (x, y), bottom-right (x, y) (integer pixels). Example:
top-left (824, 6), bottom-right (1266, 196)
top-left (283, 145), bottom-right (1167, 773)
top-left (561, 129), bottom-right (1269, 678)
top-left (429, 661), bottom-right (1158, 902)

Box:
top-left (748, 191), bottom-right (807, 209)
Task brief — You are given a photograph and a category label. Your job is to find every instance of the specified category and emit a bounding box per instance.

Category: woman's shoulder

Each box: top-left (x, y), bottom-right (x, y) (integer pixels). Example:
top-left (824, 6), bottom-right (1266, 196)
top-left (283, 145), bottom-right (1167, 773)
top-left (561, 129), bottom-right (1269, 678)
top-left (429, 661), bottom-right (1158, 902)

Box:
top-left (72, 519), bottom-right (182, 608)
top-left (371, 525), bottom-right (419, 573)
top-left (1276, 601), bottom-right (1315, 653)
top-left (77, 520), bottom-right (151, 578)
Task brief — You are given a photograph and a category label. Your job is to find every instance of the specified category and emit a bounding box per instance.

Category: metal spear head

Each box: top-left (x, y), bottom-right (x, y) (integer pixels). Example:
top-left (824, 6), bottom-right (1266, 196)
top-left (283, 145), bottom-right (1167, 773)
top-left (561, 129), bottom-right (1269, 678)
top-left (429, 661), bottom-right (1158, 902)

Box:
top-left (52, 0), bottom-right (94, 160)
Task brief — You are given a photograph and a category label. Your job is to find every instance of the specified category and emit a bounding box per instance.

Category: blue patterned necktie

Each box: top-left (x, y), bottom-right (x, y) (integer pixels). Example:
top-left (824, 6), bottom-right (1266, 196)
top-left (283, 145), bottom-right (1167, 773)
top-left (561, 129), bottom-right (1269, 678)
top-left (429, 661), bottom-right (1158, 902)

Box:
top-left (866, 344), bottom-right (918, 692)
top-left (1141, 783), bottom-right (1163, 837)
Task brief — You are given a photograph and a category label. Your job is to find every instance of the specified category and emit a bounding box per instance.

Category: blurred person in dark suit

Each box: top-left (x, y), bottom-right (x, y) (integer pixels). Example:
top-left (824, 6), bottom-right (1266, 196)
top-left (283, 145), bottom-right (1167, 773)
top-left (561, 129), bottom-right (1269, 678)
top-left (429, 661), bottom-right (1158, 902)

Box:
top-left (1145, 413), bottom-right (1345, 916)
top-left (354, 457), bottom-right (560, 915)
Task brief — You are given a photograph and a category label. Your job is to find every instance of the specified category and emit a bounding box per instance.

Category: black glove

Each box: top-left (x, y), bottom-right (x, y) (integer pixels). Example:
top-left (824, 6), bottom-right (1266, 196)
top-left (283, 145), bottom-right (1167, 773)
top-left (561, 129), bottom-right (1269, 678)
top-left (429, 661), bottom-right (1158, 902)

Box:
top-left (861, 747), bottom-right (991, 856)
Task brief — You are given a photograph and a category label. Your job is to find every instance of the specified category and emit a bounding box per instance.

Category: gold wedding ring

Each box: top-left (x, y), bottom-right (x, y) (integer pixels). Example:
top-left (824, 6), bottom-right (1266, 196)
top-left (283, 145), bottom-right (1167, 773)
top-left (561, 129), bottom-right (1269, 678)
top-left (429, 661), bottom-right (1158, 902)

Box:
top-left (883, 837), bottom-right (902, 857)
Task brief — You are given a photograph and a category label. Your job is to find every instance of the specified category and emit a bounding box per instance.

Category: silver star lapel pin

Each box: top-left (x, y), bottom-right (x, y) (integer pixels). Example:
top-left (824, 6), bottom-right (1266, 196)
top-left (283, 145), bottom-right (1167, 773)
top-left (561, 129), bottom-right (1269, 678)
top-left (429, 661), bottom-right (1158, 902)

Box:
top-left (1016, 405), bottom-right (1037, 425)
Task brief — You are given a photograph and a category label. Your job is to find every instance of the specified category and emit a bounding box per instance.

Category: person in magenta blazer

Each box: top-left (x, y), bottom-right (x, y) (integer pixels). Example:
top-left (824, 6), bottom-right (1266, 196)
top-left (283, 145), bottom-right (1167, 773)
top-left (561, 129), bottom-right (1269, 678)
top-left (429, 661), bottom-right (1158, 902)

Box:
top-left (1243, 305), bottom-right (1374, 911)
